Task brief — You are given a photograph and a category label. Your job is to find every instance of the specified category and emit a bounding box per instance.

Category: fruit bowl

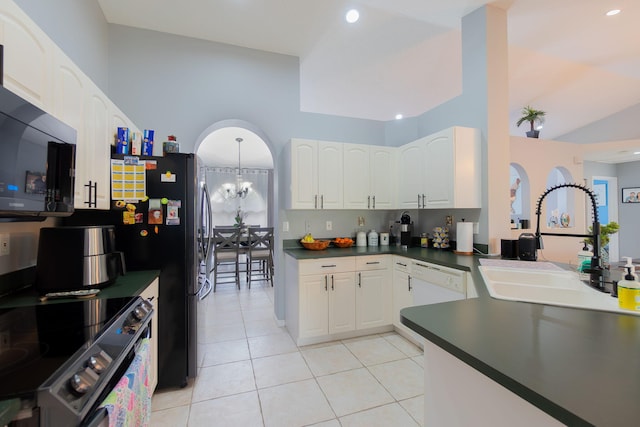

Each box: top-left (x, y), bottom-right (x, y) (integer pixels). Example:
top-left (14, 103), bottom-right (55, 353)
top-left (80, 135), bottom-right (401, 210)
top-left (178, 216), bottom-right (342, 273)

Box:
top-left (332, 238), bottom-right (354, 248)
top-left (300, 240), bottom-right (330, 250)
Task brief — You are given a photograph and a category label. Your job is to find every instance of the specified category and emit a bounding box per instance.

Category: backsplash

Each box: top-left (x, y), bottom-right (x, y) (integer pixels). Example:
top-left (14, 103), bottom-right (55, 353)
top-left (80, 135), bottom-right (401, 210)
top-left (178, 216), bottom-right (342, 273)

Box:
top-left (0, 218), bottom-right (58, 276)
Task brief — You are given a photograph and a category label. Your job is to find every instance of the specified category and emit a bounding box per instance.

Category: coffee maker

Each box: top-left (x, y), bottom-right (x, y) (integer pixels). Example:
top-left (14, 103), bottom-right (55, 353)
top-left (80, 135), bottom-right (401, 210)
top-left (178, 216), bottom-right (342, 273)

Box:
top-left (400, 211), bottom-right (412, 249)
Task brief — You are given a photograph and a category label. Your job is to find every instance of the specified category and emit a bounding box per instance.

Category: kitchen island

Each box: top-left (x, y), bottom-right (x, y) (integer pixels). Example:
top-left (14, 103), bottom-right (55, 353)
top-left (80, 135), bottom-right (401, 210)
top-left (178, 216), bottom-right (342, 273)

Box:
top-left (284, 244), bottom-right (640, 426)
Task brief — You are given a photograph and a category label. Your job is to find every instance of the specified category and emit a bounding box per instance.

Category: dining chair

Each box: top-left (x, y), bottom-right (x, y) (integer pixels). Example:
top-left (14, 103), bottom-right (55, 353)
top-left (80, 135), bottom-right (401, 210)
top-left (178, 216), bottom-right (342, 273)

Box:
top-left (246, 227), bottom-right (274, 288)
top-left (211, 227), bottom-right (242, 291)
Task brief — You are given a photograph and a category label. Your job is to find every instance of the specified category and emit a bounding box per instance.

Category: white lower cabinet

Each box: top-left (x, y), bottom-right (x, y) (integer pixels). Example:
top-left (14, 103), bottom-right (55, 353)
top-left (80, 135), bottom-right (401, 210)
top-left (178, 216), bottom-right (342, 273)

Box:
top-left (286, 255), bottom-right (393, 346)
top-left (355, 256), bottom-right (392, 330)
top-left (139, 277), bottom-right (159, 394)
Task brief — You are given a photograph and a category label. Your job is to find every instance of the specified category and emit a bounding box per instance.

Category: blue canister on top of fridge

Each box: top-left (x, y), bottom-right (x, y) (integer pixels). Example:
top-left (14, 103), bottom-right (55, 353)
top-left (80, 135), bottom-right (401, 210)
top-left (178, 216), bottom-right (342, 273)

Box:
top-left (143, 129), bottom-right (155, 156)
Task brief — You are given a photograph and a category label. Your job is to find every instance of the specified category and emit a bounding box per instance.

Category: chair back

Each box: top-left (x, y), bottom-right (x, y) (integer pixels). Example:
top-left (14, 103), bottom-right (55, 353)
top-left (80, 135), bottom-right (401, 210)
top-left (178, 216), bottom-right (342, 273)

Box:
top-left (247, 227), bottom-right (274, 253)
top-left (212, 227), bottom-right (241, 253)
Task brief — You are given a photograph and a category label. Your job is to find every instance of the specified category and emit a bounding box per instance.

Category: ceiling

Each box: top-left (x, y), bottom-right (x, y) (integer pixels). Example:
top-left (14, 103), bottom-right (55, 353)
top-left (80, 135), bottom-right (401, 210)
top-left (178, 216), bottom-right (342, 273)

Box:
top-left (98, 0), bottom-right (640, 165)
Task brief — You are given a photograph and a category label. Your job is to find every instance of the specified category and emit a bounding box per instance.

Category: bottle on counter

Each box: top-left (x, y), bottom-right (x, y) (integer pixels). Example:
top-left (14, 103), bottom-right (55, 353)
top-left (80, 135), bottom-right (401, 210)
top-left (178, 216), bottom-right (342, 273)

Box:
top-left (368, 229), bottom-right (378, 247)
top-left (577, 242), bottom-right (593, 279)
top-left (420, 233), bottom-right (429, 248)
top-left (618, 257), bottom-right (640, 312)
top-left (356, 231), bottom-right (367, 247)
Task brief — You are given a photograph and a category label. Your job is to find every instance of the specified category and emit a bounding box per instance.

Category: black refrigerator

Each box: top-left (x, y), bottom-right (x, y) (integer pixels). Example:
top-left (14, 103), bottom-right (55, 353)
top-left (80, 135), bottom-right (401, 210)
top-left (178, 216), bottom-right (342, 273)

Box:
top-left (64, 152), bottom-right (207, 389)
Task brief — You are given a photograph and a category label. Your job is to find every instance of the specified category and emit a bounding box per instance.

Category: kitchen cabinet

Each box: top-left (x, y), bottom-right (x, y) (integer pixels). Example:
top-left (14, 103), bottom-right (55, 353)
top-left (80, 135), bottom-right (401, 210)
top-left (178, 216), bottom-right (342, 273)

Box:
top-left (290, 257), bottom-right (356, 340)
top-left (392, 257), bottom-right (413, 329)
top-left (82, 81), bottom-right (111, 209)
top-left (0, 2), bottom-right (52, 110)
top-left (396, 140), bottom-right (426, 208)
top-left (139, 277), bottom-right (159, 394)
top-left (286, 139), bottom-right (343, 209)
top-left (397, 126), bottom-right (481, 209)
top-left (285, 255), bottom-right (396, 346)
top-left (343, 144), bottom-right (396, 209)
top-left (355, 256), bottom-right (392, 329)
top-left (422, 126), bottom-right (481, 209)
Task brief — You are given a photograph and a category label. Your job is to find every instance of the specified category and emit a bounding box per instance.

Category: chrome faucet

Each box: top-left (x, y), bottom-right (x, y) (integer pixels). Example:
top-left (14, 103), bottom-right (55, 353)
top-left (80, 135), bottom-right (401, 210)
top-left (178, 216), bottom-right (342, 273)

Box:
top-left (534, 183), bottom-right (605, 291)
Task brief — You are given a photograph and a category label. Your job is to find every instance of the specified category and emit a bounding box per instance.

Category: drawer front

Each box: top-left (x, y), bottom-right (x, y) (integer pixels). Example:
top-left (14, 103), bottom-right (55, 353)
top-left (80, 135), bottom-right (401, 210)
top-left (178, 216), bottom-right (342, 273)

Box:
top-left (392, 256), bottom-right (411, 274)
top-left (299, 257), bottom-right (355, 275)
top-left (356, 255), bottom-right (390, 271)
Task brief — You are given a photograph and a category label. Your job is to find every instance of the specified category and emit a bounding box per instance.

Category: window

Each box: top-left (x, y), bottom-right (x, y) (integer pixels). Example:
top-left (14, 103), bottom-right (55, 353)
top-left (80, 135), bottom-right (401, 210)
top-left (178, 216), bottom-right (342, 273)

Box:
top-left (545, 167), bottom-right (574, 228)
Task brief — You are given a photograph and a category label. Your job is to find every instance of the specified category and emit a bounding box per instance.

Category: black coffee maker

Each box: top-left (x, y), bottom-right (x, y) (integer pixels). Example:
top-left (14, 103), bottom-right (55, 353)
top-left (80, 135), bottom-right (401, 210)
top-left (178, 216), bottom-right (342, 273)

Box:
top-left (400, 211), bottom-right (412, 249)
top-left (518, 233), bottom-right (537, 261)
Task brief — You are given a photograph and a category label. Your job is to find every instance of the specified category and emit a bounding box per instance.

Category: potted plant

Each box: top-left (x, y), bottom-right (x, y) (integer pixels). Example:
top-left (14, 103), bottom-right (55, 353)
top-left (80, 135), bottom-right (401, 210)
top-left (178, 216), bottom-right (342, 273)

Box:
top-left (585, 221), bottom-right (619, 265)
top-left (516, 105), bottom-right (546, 138)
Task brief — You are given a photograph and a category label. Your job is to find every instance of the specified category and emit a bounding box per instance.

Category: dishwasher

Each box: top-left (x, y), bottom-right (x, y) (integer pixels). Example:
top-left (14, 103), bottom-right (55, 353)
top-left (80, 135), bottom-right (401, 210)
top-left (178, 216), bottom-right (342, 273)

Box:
top-left (411, 261), bottom-right (466, 305)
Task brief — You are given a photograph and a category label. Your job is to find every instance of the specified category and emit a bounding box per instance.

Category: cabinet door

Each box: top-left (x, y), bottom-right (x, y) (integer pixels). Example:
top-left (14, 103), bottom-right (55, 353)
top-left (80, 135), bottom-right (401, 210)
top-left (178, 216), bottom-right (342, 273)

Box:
top-left (52, 53), bottom-right (87, 209)
top-left (0, 4), bottom-right (52, 110)
top-left (317, 141), bottom-right (343, 209)
top-left (290, 139), bottom-right (318, 209)
top-left (84, 83), bottom-right (111, 209)
top-left (424, 129), bottom-right (454, 208)
top-left (397, 140), bottom-right (425, 208)
top-left (328, 272), bottom-right (356, 334)
top-left (299, 274), bottom-right (329, 338)
top-left (392, 269), bottom-right (413, 328)
top-left (343, 143), bottom-right (370, 209)
top-left (356, 269), bottom-right (392, 330)
top-left (370, 146), bottom-right (396, 209)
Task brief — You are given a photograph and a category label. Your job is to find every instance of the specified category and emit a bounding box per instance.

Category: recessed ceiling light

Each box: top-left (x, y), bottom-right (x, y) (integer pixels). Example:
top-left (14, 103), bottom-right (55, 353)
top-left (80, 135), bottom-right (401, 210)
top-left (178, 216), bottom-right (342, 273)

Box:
top-left (345, 9), bottom-right (359, 24)
top-left (395, 114), bottom-right (403, 120)
top-left (606, 9), bottom-right (621, 16)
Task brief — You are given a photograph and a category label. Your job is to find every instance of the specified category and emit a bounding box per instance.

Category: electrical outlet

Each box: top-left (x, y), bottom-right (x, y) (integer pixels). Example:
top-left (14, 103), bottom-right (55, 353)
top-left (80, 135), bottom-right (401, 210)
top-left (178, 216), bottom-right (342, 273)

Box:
top-left (305, 221), bottom-right (311, 233)
top-left (282, 221), bottom-right (289, 232)
top-left (326, 221), bottom-right (332, 231)
top-left (0, 234), bottom-right (9, 256)
top-left (358, 216), bottom-right (365, 227)
top-left (445, 215), bottom-right (453, 226)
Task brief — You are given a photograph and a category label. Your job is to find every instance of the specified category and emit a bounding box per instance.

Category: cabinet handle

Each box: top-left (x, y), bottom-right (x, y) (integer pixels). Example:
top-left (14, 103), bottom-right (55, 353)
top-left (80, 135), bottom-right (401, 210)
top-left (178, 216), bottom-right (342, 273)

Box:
top-left (321, 264), bottom-right (337, 268)
top-left (366, 261), bottom-right (380, 265)
top-left (331, 275), bottom-right (334, 290)
top-left (408, 276), bottom-right (412, 291)
top-left (367, 195), bottom-right (370, 209)
top-left (358, 272), bottom-right (361, 288)
top-left (396, 262), bottom-right (407, 267)
top-left (372, 195), bottom-right (375, 209)
top-left (417, 194), bottom-right (421, 208)
top-left (84, 180), bottom-right (97, 208)
top-left (314, 195), bottom-right (318, 209)
top-left (321, 194), bottom-right (324, 209)
top-left (422, 194), bottom-right (425, 207)
top-left (325, 275), bottom-right (328, 291)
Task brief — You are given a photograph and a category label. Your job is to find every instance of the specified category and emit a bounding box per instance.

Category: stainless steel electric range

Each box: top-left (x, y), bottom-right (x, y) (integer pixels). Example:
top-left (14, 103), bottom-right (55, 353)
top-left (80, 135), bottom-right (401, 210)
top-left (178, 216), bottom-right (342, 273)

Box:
top-left (0, 295), bottom-right (153, 426)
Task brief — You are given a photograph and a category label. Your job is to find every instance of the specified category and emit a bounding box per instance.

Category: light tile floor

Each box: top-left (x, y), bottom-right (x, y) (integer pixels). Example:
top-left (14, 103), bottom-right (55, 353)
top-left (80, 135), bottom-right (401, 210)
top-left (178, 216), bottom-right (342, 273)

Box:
top-left (151, 280), bottom-right (425, 426)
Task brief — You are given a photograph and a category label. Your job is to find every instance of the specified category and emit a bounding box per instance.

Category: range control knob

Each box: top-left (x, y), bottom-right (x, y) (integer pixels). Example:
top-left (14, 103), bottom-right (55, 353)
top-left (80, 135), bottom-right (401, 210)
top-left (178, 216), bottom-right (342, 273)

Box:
top-left (68, 368), bottom-right (99, 395)
top-left (131, 304), bottom-right (148, 321)
top-left (88, 350), bottom-right (113, 374)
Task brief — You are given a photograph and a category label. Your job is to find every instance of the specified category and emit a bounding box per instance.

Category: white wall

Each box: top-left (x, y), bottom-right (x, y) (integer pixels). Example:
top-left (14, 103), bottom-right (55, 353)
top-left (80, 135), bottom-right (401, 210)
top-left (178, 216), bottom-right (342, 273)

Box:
top-left (510, 136), bottom-right (587, 264)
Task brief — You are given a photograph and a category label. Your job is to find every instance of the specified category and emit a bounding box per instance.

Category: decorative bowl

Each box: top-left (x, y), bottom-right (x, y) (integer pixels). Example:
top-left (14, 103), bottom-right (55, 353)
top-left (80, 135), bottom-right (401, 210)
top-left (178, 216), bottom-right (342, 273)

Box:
top-left (300, 240), bottom-right (331, 250)
top-left (332, 238), bottom-right (354, 248)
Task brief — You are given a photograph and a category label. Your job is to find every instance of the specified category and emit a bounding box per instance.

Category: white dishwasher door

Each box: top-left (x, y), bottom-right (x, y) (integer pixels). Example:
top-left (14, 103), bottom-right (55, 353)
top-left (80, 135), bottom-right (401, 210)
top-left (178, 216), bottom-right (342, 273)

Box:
top-left (411, 261), bottom-right (466, 306)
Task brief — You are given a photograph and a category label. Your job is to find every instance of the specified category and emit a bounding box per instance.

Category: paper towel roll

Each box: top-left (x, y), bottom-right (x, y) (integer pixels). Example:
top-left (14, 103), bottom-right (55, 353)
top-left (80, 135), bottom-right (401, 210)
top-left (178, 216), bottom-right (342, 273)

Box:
top-left (456, 222), bottom-right (474, 254)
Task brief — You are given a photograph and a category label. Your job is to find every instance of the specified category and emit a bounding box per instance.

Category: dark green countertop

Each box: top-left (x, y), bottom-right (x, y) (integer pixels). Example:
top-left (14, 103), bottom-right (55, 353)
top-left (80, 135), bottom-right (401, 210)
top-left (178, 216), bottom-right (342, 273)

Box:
top-left (284, 245), bottom-right (640, 426)
top-left (0, 270), bottom-right (160, 308)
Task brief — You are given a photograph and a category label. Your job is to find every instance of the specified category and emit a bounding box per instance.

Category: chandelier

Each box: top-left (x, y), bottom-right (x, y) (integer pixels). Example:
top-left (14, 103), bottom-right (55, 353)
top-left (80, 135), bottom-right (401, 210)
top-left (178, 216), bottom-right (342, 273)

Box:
top-left (222, 137), bottom-right (251, 200)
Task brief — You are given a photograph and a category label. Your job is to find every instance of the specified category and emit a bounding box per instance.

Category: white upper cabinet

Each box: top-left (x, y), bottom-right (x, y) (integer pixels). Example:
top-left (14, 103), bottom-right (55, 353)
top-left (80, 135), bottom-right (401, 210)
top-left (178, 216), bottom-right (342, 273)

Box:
top-left (0, 1), bottom-right (143, 210)
top-left (287, 139), bottom-right (343, 209)
top-left (343, 144), bottom-right (395, 209)
top-left (0, 2), bottom-right (52, 110)
top-left (423, 126), bottom-right (481, 209)
top-left (397, 139), bottom-right (426, 209)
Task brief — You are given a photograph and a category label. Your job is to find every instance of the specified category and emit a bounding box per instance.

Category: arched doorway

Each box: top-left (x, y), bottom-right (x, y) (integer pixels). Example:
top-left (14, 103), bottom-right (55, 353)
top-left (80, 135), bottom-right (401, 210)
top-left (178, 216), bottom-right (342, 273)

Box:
top-left (194, 120), bottom-right (275, 228)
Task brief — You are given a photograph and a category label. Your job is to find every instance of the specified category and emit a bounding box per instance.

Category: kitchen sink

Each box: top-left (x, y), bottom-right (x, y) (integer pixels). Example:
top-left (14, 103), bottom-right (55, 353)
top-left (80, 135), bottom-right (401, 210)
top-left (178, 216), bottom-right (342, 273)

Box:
top-left (479, 266), bottom-right (638, 316)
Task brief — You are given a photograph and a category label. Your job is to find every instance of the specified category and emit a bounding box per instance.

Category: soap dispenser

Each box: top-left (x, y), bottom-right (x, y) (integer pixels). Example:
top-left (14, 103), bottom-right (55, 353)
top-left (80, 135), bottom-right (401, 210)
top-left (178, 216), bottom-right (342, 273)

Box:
top-left (618, 257), bottom-right (640, 312)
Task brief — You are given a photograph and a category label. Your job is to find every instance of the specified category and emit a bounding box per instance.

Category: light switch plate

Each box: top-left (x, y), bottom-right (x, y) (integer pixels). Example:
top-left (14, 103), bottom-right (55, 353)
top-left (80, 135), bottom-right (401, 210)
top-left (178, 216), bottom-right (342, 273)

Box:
top-left (282, 221), bottom-right (289, 232)
top-left (326, 221), bottom-right (332, 231)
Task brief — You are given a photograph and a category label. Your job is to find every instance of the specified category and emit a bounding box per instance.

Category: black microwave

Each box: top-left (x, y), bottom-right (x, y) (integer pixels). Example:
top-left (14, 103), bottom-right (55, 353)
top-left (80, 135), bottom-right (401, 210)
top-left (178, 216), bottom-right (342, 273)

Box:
top-left (0, 84), bottom-right (76, 219)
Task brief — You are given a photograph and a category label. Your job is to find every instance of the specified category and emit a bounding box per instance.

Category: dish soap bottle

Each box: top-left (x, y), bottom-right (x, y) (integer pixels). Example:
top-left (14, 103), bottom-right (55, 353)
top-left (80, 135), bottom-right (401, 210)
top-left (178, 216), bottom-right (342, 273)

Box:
top-left (577, 242), bottom-right (592, 279)
top-left (618, 257), bottom-right (640, 312)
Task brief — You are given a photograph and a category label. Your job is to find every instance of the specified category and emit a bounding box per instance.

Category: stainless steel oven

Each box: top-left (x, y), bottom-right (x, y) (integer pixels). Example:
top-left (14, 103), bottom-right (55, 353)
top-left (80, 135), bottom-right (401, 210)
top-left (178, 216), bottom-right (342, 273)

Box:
top-left (0, 296), bottom-right (154, 426)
